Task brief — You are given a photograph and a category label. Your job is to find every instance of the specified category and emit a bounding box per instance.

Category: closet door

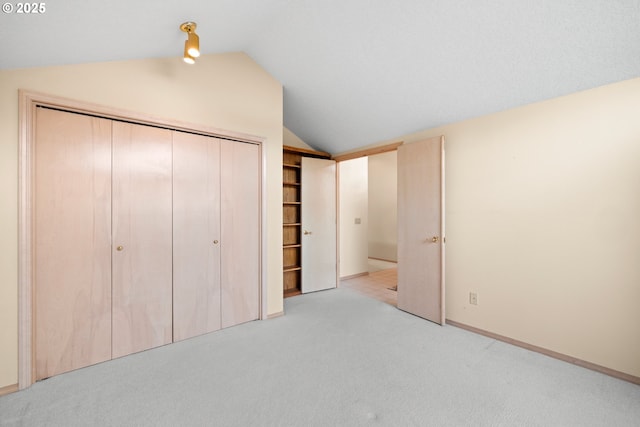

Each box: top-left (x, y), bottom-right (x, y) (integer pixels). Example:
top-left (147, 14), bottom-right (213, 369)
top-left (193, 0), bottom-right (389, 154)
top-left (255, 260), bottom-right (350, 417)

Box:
top-left (173, 132), bottom-right (222, 341)
top-left (34, 108), bottom-right (112, 380)
top-left (220, 141), bottom-right (260, 328)
top-left (111, 122), bottom-right (173, 358)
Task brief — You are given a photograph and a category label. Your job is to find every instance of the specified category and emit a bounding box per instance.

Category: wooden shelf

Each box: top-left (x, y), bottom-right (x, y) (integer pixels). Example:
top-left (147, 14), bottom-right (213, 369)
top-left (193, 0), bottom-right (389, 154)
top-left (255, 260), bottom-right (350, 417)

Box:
top-left (282, 146), bottom-right (325, 298)
top-left (284, 288), bottom-right (302, 298)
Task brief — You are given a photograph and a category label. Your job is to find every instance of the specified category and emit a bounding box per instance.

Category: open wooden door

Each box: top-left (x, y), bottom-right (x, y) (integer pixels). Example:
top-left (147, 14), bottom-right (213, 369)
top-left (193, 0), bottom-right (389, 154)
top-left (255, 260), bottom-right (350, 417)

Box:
top-left (301, 157), bottom-right (337, 293)
top-left (397, 136), bottom-right (445, 324)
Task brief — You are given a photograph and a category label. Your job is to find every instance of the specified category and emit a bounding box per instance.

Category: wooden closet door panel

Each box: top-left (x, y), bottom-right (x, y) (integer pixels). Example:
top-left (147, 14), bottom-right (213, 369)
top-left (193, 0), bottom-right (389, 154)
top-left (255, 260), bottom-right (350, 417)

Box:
top-left (111, 122), bottom-right (173, 358)
top-left (172, 132), bottom-right (221, 341)
top-left (35, 108), bottom-right (112, 380)
top-left (220, 141), bottom-right (260, 328)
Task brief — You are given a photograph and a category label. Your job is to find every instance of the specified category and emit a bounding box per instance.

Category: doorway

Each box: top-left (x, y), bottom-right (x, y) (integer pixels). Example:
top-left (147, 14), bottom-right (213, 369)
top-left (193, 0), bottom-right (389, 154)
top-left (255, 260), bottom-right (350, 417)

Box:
top-left (338, 151), bottom-right (398, 306)
top-left (337, 137), bottom-right (445, 325)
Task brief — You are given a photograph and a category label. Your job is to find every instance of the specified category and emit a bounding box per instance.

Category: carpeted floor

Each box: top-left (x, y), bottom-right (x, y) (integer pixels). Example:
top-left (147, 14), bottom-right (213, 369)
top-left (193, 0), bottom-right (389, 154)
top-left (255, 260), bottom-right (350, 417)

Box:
top-left (1, 288), bottom-right (639, 426)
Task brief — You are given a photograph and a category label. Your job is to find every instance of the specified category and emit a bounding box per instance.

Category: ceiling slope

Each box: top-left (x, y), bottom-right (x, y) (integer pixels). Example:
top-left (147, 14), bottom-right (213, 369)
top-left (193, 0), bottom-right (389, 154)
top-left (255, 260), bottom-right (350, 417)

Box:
top-left (2, 0), bottom-right (639, 153)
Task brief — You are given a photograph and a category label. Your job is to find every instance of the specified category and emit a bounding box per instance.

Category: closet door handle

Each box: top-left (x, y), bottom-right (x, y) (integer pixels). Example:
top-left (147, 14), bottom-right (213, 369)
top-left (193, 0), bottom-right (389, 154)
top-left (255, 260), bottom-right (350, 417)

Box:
top-left (213, 240), bottom-right (219, 244)
top-left (116, 245), bottom-right (124, 251)
top-left (304, 230), bottom-right (312, 235)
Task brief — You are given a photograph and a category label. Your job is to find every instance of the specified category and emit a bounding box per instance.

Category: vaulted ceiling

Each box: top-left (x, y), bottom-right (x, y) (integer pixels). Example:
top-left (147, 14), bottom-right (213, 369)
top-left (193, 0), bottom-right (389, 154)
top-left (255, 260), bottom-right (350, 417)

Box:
top-left (2, 1), bottom-right (639, 154)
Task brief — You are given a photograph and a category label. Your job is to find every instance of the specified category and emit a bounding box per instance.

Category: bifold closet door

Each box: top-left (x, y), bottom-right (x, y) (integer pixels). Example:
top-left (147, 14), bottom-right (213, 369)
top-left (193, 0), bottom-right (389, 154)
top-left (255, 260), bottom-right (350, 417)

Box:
top-left (172, 132), bottom-right (222, 341)
top-left (220, 140), bottom-right (260, 328)
top-left (35, 108), bottom-right (113, 380)
top-left (111, 122), bottom-right (173, 358)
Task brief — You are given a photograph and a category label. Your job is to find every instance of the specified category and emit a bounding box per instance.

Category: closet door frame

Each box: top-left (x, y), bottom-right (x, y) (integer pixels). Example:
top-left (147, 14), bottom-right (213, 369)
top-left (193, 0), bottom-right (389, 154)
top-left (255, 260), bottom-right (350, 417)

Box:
top-left (17, 90), bottom-right (266, 389)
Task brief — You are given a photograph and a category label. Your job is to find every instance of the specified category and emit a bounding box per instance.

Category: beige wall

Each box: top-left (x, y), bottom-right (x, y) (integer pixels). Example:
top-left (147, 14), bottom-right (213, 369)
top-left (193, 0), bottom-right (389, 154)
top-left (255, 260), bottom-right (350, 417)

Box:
top-left (367, 77), bottom-right (640, 378)
top-left (0, 52), bottom-right (284, 388)
top-left (283, 127), bottom-right (313, 150)
top-left (368, 151), bottom-right (398, 262)
top-left (338, 157), bottom-right (369, 277)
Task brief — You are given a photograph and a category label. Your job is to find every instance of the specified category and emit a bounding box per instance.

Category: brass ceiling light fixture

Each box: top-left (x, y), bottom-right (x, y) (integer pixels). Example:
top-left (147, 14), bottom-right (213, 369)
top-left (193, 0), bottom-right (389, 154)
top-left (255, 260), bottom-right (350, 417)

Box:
top-left (180, 22), bottom-right (200, 64)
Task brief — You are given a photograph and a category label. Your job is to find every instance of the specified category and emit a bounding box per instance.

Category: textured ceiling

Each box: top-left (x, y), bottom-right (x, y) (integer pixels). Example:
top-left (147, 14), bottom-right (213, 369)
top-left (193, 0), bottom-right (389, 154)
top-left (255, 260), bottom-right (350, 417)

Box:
top-left (2, 0), bottom-right (639, 154)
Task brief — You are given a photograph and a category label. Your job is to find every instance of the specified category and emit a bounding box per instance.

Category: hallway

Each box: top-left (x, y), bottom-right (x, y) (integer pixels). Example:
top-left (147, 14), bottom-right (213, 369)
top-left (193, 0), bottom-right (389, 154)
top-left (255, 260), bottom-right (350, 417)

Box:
top-left (340, 267), bottom-right (397, 307)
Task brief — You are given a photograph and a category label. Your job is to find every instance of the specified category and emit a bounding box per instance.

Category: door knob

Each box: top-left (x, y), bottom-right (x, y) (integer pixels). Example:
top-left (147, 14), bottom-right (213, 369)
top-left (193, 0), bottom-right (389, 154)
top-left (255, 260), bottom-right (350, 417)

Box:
top-left (304, 230), bottom-right (313, 235)
top-left (116, 245), bottom-right (124, 251)
top-left (213, 240), bottom-right (219, 244)
top-left (431, 236), bottom-right (439, 243)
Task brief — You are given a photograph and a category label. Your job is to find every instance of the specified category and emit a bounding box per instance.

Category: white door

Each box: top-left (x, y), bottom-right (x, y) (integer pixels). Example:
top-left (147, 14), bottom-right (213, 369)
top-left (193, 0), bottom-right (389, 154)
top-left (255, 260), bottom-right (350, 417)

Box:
top-left (397, 136), bottom-right (445, 324)
top-left (301, 157), bottom-right (337, 293)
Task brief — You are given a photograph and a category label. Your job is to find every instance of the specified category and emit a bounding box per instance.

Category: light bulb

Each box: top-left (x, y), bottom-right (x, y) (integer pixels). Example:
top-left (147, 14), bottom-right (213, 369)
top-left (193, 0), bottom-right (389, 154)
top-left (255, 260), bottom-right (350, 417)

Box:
top-left (186, 32), bottom-right (200, 58)
top-left (183, 41), bottom-right (195, 64)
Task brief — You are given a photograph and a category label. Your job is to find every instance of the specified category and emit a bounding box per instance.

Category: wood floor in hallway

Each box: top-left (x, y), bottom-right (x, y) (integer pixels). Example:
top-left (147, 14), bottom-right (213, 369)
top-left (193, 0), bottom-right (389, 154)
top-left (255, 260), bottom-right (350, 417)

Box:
top-left (340, 268), bottom-right (398, 307)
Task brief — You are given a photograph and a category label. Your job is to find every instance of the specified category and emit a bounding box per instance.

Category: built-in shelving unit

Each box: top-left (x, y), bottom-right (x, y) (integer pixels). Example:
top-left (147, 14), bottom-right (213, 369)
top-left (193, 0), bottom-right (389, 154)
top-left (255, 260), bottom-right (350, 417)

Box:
top-left (282, 145), bottom-right (331, 298)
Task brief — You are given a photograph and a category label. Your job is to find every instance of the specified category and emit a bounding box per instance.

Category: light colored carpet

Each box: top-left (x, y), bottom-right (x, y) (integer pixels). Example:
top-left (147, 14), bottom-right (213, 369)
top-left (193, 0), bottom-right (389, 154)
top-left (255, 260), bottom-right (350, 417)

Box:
top-left (1, 288), bottom-right (639, 426)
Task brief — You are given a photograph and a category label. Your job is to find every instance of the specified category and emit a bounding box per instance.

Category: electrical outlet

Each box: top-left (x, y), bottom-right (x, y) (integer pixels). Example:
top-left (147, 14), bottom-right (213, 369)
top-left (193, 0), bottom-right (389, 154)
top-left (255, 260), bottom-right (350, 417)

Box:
top-left (469, 292), bottom-right (478, 305)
